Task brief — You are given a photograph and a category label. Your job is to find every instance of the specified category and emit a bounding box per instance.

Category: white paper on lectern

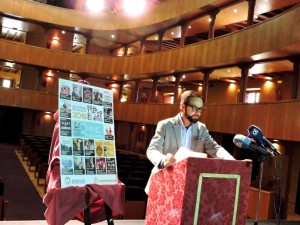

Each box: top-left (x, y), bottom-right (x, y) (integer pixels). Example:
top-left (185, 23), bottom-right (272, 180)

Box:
top-left (174, 146), bottom-right (208, 163)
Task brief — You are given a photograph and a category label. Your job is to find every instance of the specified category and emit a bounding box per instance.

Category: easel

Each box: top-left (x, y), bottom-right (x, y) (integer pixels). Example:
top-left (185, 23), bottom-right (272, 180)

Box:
top-left (84, 203), bottom-right (114, 225)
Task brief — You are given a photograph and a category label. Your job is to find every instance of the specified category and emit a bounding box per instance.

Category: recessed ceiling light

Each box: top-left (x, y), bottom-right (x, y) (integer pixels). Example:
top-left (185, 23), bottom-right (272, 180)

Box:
top-left (233, 9), bottom-right (238, 13)
top-left (123, 0), bottom-right (147, 16)
top-left (86, 0), bottom-right (105, 12)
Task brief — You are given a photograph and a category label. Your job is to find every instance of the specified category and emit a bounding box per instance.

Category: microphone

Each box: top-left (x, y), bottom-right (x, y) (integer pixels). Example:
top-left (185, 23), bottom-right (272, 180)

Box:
top-left (233, 134), bottom-right (274, 157)
top-left (248, 125), bottom-right (281, 156)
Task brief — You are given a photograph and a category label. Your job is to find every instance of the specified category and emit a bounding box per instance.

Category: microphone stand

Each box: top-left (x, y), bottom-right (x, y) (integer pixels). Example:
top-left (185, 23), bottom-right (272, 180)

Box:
top-left (254, 153), bottom-right (268, 225)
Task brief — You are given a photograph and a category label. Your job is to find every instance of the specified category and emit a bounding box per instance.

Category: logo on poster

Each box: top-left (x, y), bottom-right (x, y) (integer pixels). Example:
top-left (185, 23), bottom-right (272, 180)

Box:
top-left (65, 177), bottom-right (71, 185)
top-left (71, 179), bottom-right (85, 185)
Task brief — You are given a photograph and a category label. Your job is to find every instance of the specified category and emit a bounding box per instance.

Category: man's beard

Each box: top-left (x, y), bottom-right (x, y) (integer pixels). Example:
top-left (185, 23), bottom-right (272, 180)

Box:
top-left (185, 110), bottom-right (199, 124)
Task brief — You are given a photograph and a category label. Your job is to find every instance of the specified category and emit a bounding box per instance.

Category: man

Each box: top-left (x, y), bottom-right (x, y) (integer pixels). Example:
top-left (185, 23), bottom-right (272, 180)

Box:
top-left (147, 90), bottom-right (235, 170)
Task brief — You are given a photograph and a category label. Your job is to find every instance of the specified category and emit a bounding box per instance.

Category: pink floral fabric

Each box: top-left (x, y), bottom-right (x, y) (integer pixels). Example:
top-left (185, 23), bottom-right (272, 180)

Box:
top-left (145, 158), bottom-right (252, 225)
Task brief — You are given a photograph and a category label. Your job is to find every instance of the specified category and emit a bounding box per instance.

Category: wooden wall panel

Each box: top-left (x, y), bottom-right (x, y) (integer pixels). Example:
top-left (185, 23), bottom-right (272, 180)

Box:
top-left (1, 4), bottom-right (300, 77)
top-left (114, 101), bottom-right (300, 142)
top-left (0, 87), bottom-right (57, 112)
top-left (114, 103), bottom-right (179, 125)
top-left (1, 88), bottom-right (300, 142)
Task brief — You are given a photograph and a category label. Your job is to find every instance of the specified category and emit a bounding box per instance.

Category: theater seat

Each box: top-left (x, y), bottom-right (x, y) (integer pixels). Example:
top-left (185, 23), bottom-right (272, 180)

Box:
top-left (37, 163), bottom-right (48, 186)
top-left (0, 197), bottom-right (8, 221)
top-left (123, 186), bottom-right (147, 219)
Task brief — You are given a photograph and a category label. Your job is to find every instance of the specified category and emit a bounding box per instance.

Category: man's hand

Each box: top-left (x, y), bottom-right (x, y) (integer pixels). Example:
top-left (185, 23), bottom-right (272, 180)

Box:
top-left (164, 153), bottom-right (176, 167)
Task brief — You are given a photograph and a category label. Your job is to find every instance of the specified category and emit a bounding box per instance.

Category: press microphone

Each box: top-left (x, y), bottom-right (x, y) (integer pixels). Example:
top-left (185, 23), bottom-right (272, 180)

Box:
top-left (233, 134), bottom-right (274, 157)
top-left (248, 125), bottom-right (281, 156)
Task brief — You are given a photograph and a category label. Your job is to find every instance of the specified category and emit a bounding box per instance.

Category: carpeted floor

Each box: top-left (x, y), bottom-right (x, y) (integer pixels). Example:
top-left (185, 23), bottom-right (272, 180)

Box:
top-left (14, 150), bottom-right (45, 198)
top-left (0, 143), bottom-right (46, 220)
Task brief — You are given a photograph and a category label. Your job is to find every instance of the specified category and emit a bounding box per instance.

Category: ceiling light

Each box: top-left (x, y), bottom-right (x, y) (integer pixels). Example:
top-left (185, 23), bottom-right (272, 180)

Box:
top-left (111, 34), bottom-right (115, 38)
top-left (233, 9), bottom-right (238, 13)
top-left (188, 26), bottom-right (192, 29)
top-left (123, 0), bottom-right (146, 16)
top-left (86, 0), bottom-right (105, 12)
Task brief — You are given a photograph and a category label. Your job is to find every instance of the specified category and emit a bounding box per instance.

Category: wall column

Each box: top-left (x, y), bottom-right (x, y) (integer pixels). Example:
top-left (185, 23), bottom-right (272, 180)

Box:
top-left (208, 10), bottom-right (220, 39)
top-left (124, 44), bottom-right (129, 56)
top-left (140, 38), bottom-right (145, 54)
top-left (131, 80), bottom-right (141, 102)
top-left (151, 77), bottom-right (159, 103)
top-left (118, 82), bottom-right (124, 101)
top-left (247, 0), bottom-right (257, 26)
top-left (202, 69), bottom-right (213, 103)
top-left (173, 74), bottom-right (181, 103)
top-left (158, 32), bottom-right (164, 51)
top-left (180, 23), bottom-right (188, 47)
top-left (84, 33), bottom-right (91, 54)
top-left (238, 63), bottom-right (254, 103)
top-left (290, 57), bottom-right (300, 99)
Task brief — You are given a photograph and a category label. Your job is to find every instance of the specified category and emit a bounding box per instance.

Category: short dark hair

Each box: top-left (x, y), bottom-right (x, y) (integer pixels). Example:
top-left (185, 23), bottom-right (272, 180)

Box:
top-left (180, 90), bottom-right (202, 105)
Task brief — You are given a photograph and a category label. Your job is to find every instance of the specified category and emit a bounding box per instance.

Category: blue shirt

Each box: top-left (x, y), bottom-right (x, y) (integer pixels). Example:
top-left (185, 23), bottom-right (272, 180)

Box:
top-left (179, 116), bottom-right (192, 149)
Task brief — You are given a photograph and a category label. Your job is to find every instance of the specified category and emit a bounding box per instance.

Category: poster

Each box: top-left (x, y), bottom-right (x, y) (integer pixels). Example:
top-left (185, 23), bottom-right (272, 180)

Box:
top-left (58, 79), bottom-right (117, 188)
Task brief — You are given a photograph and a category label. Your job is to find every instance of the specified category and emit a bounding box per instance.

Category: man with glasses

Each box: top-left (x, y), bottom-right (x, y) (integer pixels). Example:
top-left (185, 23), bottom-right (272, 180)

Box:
top-left (146, 90), bottom-right (235, 171)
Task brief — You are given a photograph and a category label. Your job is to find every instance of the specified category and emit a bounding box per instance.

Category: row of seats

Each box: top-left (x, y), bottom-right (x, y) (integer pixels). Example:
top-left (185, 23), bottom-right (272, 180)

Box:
top-left (19, 134), bottom-right (51, 189)
top-left (0, 178), bottom-right (8, 220)
top-left (18, 135), bottom-right (153, 219)
top-left (116, 151), bottom-right (152, 188)
top-left (116, 150), bottom-right (154, 219)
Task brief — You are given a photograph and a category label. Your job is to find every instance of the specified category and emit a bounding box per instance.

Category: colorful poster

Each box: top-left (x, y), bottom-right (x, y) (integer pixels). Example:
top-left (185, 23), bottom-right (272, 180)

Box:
top-left (58, 79), bottom-right (118, 188)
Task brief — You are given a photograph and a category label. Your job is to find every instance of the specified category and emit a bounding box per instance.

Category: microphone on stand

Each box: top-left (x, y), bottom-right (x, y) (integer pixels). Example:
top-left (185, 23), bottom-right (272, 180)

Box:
top-left (233, 134), bottom-right (274, 157)
top-left (248, 125), bottom-right (281, 156)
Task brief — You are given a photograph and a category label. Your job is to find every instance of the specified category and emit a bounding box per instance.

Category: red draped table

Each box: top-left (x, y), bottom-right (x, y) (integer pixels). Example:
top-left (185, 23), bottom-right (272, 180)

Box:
top-left (43, 162), bottom-right (125, 225)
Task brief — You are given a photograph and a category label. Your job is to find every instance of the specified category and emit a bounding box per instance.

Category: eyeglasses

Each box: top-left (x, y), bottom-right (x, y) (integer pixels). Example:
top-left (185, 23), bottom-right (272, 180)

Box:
top-left (186, 104), bottom-right (205, 113)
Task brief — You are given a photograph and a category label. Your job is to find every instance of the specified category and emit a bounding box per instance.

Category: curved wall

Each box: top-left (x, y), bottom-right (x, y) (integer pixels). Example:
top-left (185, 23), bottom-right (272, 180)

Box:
top-left (0, 5), bottom-right (300, 77)
top-left (0, 0), bottom-right (231, 30)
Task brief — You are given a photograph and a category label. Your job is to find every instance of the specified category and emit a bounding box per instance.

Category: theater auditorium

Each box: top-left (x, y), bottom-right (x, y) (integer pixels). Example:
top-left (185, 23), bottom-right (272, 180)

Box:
top-left (0, 0), bottom-right (300, 224)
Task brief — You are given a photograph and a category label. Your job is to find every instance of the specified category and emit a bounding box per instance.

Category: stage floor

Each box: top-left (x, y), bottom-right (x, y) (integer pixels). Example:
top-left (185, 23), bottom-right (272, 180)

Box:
top-left (0, 220), bottom-right (300, 225)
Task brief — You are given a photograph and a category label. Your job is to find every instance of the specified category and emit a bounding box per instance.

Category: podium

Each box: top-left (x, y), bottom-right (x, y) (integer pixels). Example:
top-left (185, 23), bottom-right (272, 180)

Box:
top-left (145, 158), bottom-right (252, 225)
